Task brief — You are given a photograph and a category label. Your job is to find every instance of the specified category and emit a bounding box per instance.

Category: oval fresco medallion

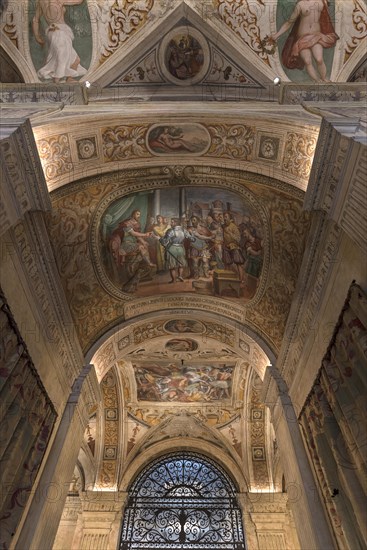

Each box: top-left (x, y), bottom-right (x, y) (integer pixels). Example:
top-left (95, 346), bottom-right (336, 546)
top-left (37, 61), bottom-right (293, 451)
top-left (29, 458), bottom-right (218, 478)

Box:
top-left (160, 26), bottom-right (210, 86)
top-left (98, 186), bottom-right (266, 302)
top-left (165, 338), bottom-right (199, 352)
top-left (147, 123), bottom-right (210, 156)
top-left (164, 319), bottom-right (204, 334)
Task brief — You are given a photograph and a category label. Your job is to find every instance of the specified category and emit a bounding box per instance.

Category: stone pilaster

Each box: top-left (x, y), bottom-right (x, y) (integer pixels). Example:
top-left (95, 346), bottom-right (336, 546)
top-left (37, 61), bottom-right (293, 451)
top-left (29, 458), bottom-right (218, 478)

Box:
top-left (237, 493), bottom-right (259, 550)
top-left (305, 112), bottom-right (367, 255)
top-left (248, 494), bottom-right (300, 550)
top-left (263, 366), bottom-right (335, 550)
top-left (13, 364), bottom-right (100, 550)
top-left (72, 491), bottom-right (127, 550)
top-left (53, 496), bottom-right (81, 550)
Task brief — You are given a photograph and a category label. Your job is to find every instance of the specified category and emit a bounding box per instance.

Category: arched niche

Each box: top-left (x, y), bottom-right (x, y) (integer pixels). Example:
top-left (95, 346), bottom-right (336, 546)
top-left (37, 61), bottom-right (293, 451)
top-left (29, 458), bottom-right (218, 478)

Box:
top-left (119, 450), bottom-right (247, 550)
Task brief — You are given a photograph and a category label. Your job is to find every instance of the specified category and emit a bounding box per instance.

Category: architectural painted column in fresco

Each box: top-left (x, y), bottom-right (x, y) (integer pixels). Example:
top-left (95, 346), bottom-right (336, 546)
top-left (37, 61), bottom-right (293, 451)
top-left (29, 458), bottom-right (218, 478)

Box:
top-left (153, 189), bottom-right (161, 218)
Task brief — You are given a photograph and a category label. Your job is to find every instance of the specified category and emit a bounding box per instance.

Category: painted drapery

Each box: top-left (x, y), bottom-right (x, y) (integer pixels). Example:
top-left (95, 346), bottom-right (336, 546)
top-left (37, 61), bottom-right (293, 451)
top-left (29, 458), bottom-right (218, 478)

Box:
top-left (299, 283), bottom-right (367, 549)
top-left (0, 290), bottom-right (57, 549)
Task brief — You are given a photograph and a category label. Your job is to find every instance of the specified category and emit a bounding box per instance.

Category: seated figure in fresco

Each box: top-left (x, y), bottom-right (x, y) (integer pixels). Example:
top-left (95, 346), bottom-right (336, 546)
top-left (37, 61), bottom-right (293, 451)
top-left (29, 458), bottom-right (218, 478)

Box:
top-left (269, 0), bottom-right (338, 82)
top-left (32, 0), bottom-right (87, 82)
top-left (167, 35), bottom-right (203, 80)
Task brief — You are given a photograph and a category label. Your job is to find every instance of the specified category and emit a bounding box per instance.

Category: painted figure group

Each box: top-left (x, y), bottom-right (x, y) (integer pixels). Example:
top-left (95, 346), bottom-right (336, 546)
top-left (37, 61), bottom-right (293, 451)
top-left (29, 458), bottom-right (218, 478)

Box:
top-left (109, 208), bottom-right (263, 293)
top-left (135, 363), bottom-right (233, 402)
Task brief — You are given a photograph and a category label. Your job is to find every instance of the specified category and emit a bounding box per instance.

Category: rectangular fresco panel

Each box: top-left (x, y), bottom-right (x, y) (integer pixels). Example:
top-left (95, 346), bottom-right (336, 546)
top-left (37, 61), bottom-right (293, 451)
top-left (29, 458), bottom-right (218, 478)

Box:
top-left (133, 363), bottom-right (234, 403)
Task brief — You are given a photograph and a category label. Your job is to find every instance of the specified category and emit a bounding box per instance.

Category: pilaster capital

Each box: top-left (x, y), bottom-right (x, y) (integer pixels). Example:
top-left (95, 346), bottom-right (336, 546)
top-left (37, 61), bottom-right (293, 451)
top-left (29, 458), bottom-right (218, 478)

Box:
top-left (80, 490), bottom-right (128, 514)
top-left (0, 118), bottom-right (50, 236)
top-left (305, 110), bottom-right (366, 254)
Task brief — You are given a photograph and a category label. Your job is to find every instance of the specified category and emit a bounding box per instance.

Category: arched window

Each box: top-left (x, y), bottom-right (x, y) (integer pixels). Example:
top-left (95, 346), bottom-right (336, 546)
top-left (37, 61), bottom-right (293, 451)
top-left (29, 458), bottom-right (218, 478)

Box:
top-left (120, 452), bottom-right (246, 549)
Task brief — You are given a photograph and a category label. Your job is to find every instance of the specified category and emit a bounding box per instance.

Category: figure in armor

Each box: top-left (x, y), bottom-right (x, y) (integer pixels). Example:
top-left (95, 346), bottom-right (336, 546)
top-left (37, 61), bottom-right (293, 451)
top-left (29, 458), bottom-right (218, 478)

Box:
top-left (160, 218), bottom-right (194, 283)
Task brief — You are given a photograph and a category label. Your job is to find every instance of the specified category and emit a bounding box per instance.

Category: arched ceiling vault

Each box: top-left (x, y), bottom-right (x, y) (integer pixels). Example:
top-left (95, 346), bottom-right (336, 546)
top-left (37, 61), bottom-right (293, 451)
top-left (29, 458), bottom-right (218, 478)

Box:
top-left (46, 162), bottom-right (310, 357)
top-left (1, 0), bottom-right (365, 510)
top-left (31, 104), bottom-right (320, 192)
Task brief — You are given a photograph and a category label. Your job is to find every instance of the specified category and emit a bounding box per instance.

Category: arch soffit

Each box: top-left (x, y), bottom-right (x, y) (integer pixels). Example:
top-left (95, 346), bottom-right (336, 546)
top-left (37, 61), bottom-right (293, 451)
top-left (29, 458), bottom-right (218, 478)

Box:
top-left (33, 110), bottom-right (320, 193)
top-left (48, 164), bottom-right (308, 356)
top-left (87, 310), bottom-right (274, 384)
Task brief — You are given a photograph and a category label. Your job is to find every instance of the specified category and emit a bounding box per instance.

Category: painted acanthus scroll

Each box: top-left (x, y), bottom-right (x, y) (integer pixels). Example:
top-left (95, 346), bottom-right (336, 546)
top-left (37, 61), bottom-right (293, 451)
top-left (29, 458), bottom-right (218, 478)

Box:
top-left (215, 0), bottom-right (272, 65)
top-left (1, 0), bottom-right (20, 48)
top-left (343, 0), bottom-right (367, 62)
top-left (207, 124), bottom-right (255, 160)
top-left (96, 0), bottom-right (154, 63)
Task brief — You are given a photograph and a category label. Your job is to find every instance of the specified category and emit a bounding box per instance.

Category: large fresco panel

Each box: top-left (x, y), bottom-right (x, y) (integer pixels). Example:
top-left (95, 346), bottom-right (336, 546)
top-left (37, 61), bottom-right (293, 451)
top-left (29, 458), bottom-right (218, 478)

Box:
top-left (100, 187), bottom-right (265, 301)
top-left (133, 363), bottom-right (234, 403)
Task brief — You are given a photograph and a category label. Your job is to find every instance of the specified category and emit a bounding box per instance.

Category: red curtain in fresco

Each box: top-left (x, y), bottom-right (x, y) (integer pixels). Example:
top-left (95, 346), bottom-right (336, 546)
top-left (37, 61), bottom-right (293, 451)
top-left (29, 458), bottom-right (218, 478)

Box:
top-left (300, 283), bottom-right (367, 550)
top-left (0, 290), bottom-right (57, 550)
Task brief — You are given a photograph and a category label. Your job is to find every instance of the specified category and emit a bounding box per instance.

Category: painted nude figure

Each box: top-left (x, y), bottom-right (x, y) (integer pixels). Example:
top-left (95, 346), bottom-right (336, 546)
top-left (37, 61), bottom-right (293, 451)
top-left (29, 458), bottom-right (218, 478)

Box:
top-left (270, 0), bottom-right (338, 82)
top-left (32, 0), bottom-right (87, 82)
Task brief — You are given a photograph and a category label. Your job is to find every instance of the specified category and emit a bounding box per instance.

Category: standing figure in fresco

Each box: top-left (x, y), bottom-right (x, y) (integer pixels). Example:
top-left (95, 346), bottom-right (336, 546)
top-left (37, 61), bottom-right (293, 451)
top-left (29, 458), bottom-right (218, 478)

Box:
top-left (159, 218), bottom-right (195, 284)
top-left (242, 228), bottom-right (263, 293)
top-left (109, 209), bottom-right (153, 292)
top-left (152, 214), bottom-right (169, 273)
top-left (32, 0), bottom-right (87, 82)
top-left (222, 211), bottom-right (245, 283)
top-left (187, 216), bottom-right (214, 280)
top-left (207, 211), bottom-right (224, 269)
top-left (270, 0), bottom-right (338, 82)
top-left (109, 210), bottom-right (153, 267)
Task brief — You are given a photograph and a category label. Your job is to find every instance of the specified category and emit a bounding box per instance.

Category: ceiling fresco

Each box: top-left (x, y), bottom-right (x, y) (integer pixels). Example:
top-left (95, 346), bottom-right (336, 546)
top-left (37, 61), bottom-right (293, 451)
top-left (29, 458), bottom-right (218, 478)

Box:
top-left (133, 362), bottom-right (235, 403)
top-left (1, 1), bottom-right (365, 87)
top-left (1, 0), bottom-right (366, 527)
top-left (162, 26), bottom-right (209, 85)
top-left (47, 166), bottom-right (309, 353)
top-left (99, 186), bottom-right (266, 300)
top-left (33, 112), bottom-right (319, 192)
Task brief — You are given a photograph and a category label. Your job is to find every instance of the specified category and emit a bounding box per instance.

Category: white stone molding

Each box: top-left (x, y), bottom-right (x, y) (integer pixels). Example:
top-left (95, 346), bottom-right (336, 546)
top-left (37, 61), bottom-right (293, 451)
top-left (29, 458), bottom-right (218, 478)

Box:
top-left (7, 212), bottom-right (89, 395)
top-left (0, 83), bottom-right (87, 105)
top-left (305, 113), bottom-right (367, 255)
top-left (261, 366), bottom-right (335, 550)
top-left (280, 83), bottom-right (367, 105)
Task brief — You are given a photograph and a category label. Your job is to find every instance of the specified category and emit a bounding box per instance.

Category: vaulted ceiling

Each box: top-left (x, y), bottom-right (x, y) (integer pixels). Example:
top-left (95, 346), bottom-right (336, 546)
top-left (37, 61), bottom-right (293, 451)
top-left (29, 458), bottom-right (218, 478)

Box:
top-left (1, 0), bottom-right (366, 491)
